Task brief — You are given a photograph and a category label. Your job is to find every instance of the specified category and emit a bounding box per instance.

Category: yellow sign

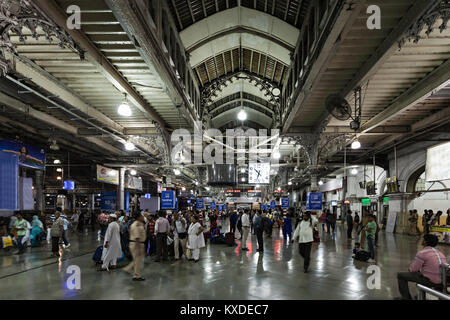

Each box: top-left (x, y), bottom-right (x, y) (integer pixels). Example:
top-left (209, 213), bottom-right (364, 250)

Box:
top-left (96, 165), bottom-right (119, 185)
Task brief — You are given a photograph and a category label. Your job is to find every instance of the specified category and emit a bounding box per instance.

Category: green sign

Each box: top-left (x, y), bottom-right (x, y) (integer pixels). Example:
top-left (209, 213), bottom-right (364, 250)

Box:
top-left (383, 197), bottom-right (389, 205)
top-left (361, 198), bottom-right (371, 206)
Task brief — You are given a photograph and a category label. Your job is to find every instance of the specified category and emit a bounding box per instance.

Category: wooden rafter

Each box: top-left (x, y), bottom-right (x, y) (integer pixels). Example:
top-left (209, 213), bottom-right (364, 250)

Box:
top-left (204, 61), bottom-right (212, 83)
top-left (264, 0), bottom-right (268, 12)
top-left (222, 53), bottom-right (227, 74)
top-left (272, 60), bottom-right (277, 82)
top-left (284, 0), bottom-right (291, 21)
top-left (271, 0), bottom-right (275, 15)
top-left (213, 55), bottom-right (220, 78)
top-left (171, 0), bottom-right (184, 29)
top-left (201, 0), bottom-right (208, 18)
top-left (278, 65), bottom-right (285, 85)
top-left (187, 0), bottom-right (196, 23)
top-left (249, 50), bottom-right (254, 73)
top-left (295, 0), bottom-right (303, 26)
top-left (195, 67), bottom-right (203, 85)
top-left (215, 0), bottom-right (220, 12)
top-left (257, 53), bottom-right (262, 75)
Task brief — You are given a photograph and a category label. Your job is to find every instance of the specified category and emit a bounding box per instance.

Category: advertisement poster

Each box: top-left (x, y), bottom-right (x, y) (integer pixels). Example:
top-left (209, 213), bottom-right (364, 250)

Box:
top-left (126, 174), bottom-right (143, 190)
top-left (97, 165), bottom-right (119, 185)
top-left (161, 190), bottom-right (175, 209)
top-left (0, 139), bottom-right (45, 170)
top-left (210, 202), bottom-right (216, 210)
top-left (306, 192), bottom-right (322, 210)
top-left (101, 191), bottom-right (117, 211)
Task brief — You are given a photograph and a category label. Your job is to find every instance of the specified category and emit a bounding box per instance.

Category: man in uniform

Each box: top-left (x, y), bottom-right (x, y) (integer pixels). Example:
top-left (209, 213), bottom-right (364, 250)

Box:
top-left (123, 213), bottom-right (146, 281)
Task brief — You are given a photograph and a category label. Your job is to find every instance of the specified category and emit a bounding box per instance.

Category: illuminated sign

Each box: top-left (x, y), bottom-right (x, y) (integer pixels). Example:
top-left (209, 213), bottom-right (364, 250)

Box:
top-left (63, 180), bottom-right (75, 190)
top-left (361, 198), bottom-right (371, 206)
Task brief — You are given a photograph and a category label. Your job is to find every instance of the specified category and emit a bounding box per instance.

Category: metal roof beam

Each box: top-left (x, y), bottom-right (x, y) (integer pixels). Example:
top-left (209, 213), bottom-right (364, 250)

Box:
top-left (360, 59), bottom-right (450, 133)
top-left (34, 0), bottom-right (169, 133)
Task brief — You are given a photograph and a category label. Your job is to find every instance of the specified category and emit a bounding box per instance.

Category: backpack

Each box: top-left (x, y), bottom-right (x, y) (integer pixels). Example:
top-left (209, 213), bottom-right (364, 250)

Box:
top-left (354, 250), bottom-right (370, 262)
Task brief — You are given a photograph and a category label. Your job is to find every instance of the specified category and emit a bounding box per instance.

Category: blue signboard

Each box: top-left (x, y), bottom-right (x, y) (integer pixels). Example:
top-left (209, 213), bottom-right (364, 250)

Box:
top-left (218, 204), bottom-right (224, 212)
top-left (101, 191), bottom-right (117, 211)
top-left (125, 192), bottom-right (130, 213)
top-left (0, 152), bottom-right (18, 210)
top-left (0, 139), bottom-right (46, 170)
top-left (161, 190), bottom-right (176, 209)
top-left (144, 193), bottom-right (151, 199)
top-left (281, 198), bottom-right (289, 209)
top-left (196, 199), bottom-right (205, 210)
top-left (210, 202), bottom-right (216, 210)
top-left (224, 204), bottom-right (227, 210)
top-left (306, 192), bottom-right (323, 210)
top-left (270, 200), bottom-right (276, 209)
top-left (63, 180), bottom-right (75, 190)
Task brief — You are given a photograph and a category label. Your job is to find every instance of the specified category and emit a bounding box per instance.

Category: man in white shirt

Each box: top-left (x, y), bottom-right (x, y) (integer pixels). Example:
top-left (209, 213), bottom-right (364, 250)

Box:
top-left (172, 212), bottom-right (187, 260)
top-left (292, 211), bottom-right (318, 273)
top-left (241, 209), bottom-right (251, 251)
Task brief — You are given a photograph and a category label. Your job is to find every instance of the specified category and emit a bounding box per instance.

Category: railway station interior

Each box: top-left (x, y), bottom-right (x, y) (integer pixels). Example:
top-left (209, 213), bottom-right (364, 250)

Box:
top-left (0, 0), bottom-right (449, 301)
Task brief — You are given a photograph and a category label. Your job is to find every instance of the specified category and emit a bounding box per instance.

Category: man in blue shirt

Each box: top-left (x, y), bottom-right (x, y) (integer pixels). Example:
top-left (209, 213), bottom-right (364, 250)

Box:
top-left (253, 210), bottom-right (264, 253)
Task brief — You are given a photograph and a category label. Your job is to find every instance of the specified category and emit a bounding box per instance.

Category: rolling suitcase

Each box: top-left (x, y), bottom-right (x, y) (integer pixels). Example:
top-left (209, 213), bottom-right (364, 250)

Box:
top-left (225, 232), bottom-right (235, 246)
top-left (93, 245), bottom-right (103, 264)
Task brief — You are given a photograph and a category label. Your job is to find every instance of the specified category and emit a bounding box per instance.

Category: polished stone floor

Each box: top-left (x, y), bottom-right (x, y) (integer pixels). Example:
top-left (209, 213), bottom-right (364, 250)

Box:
top-left (0, 222), bottom-right (448, 300)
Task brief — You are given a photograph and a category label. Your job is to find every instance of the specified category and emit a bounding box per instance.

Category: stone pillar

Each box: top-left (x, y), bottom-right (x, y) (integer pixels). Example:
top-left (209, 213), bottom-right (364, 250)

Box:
top-left (35, 170), bottom-right (44, 212)
top-left (118, 168), bottom-right (125, 210)
top-left (386, 193), bottom-right (415, 234)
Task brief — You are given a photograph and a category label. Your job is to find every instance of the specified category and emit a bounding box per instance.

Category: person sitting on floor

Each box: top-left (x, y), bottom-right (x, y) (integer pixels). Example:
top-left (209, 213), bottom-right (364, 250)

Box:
top-left (210, 226), bottom-right (225, 244)
top-left (396, 234), bottom-right (447, 300)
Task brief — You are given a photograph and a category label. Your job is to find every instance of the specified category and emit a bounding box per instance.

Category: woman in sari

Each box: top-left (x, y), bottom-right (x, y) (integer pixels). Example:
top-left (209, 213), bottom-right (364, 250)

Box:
top-left (30, 215), bottom-right (44, 246)
top-left (187, 215), bottom-right (205, 262)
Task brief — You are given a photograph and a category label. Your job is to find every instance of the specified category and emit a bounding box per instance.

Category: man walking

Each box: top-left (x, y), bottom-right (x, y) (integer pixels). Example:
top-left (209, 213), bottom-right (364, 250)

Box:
top-left (241, 209), bottom-right (251, 251)
top-left (253, 210), bottom-right (264, 252)
top-left (49, 211), bottom-right (64, 258)
top-left (123, 214), bottom-right (146, 281)
top-left (99, 214), bottom-right (122, 271)
top-left (154, 211), bottom-right (170, 262)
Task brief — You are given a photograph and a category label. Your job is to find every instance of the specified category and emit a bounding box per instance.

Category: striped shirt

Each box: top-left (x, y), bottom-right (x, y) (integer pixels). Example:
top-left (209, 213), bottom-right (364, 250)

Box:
top-left (409, 246), bottom-right (446, 284)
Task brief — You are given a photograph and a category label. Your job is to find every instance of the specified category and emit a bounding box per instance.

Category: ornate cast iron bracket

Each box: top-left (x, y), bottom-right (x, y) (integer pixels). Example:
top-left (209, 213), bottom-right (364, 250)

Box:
top-left (200, 71), bottom-right (282, 126)
top-left (398, 0), bottom-right (450, 48)
top-left (0, 0), bottom-right (84, 76)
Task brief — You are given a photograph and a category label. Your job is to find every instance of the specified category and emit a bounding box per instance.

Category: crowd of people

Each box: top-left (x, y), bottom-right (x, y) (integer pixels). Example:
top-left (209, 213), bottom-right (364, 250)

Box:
top-left (1, 205), bottom-right (449, 299)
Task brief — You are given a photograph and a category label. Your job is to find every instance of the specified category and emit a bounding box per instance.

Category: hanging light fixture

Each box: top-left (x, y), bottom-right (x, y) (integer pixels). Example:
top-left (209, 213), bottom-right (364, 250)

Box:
top-left (351, 168), bottom-right (358, 175)
top-left (273, 151), bottom-right (281, 159)
top-left (124, 142), bottom-right (135, 151)
top-left (318, 180), bottom-right (324, 186)
top-left (173, 168), bottom-right (181, 175)
top-left (351, 139), bottom-right (361, 149)
top-left (288, 181), bottom-right (292, 185)
top-left (130, 169), bottom-right (137, 176)
top-left (117, 93), bottom-right (132, 117)
top-left (53, 159), bottom-right (61, 164)
top-left (241, 167), bottom-right (246, 173)
top-left (237, 108), bottom-right (247, 121)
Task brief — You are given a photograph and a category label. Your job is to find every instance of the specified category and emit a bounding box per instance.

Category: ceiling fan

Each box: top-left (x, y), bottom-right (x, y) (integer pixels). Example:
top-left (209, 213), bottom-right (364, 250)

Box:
top-left (325, 87), bottom-right (362, 131)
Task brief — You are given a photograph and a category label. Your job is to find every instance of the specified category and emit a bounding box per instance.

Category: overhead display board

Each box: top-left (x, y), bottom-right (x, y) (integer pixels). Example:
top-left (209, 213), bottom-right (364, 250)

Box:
top-left (426, 141), bottom-right (450, 181)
